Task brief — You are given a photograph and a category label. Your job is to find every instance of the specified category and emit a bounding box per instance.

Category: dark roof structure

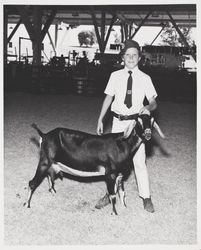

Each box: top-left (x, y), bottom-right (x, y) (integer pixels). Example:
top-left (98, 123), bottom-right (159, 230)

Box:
top-left (5, 4), bottom-right (196, 27)
top-left (4, 4), bottom-right (196, 63)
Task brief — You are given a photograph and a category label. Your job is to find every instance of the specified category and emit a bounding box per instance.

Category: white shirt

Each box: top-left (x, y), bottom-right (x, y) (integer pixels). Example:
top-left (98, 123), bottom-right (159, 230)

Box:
top-left (104, 66), bottom-right (158, 115)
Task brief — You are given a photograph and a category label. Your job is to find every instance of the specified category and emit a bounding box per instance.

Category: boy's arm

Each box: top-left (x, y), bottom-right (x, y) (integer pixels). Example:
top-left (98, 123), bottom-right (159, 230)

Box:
top-left (139, 97), bottom-right (157, 114)
top-left (97, 94), bottom-right (113, 135)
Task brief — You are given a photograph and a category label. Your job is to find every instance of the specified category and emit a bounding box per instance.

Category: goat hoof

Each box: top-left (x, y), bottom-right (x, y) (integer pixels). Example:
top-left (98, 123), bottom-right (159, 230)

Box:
top-left (49, 188), bottom-right (56, 194)
top-left (23, 202), bottom-right (30, 208)
top-left (111, 211), bottom-right (118, 216)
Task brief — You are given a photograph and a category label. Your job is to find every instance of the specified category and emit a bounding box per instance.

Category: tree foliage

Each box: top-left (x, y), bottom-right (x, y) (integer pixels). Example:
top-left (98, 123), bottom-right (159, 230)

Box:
top-left (159, 22), bottom-right (194, 47)
top-left (78, 30), bottom-right (96, 47)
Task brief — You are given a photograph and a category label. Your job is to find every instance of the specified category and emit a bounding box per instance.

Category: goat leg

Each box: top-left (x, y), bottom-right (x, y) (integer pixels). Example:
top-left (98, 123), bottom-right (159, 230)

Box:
top-left (23, 185), bottom-right (33, 208)
top-left (109, 194), bottom-right (118, 215)
top-left (24, 162), bottom-right (50, 208)
top-left (47, 175), bottom-right (56, 193)
top-left (23, 179), bottom-right (38, 208)
top-left (116, 174), bottom-right (126, 207)
top-left (106, 172), bottom-right (118, 215)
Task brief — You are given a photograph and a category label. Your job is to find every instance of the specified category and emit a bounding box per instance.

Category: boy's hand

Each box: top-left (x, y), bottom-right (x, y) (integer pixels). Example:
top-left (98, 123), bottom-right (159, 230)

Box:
top-left (97, 120), bottom-right (103, 135)
top-left (139, 107), bottom-right (151, 115)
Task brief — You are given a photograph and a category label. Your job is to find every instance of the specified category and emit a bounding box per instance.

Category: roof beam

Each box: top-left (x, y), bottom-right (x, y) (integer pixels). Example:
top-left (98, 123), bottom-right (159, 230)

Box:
top-left (130, 10), bottom-right (152, 39)
top-left (15, 6), bottom-right (35, 40)
top-left (113, 12), bottom-right (132, 25)
top-left (7, 19), bottom-right (21, 44)
top-left (150, 24), bottom-right (165, 45)
top-left (47, 31), bottom-right (56, 55)
top-left (91, 8), bottom-right (104, 53)
top-left (104, 12), bottom-right (117, 50)
top-left (41, 9), bottom-right (57, 41)
top-left (91, 8), bottom-right (117, 53)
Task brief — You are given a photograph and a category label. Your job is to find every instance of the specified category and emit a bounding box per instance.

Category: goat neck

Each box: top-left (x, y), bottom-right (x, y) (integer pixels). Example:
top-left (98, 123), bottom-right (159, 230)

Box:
top-left (126, 129), bottom-right (142, 155)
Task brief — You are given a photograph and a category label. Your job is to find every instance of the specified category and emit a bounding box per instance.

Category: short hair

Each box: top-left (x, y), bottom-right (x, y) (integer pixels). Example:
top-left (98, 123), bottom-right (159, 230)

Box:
top-left (120, 39), bottom-right (141, 57)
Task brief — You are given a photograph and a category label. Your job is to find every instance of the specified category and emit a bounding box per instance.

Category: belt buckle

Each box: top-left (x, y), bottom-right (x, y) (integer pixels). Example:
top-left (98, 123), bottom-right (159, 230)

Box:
top-left (117, 114), bottom-right (122, 121)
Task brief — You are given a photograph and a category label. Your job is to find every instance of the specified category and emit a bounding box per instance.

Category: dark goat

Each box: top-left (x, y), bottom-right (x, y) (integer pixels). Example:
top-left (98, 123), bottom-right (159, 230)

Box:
top-left (24, 114), bottom-right (165, 215)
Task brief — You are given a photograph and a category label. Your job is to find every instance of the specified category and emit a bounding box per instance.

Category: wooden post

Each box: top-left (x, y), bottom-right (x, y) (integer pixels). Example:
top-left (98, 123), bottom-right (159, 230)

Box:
top-left (32, 6), bottom-right (42, 91)
top-left (101, 11), bottom-right (105, 50)
top-left (32, 6), bottom-right (42, 66)
top-left (120, 24), bottom-right (124, 42)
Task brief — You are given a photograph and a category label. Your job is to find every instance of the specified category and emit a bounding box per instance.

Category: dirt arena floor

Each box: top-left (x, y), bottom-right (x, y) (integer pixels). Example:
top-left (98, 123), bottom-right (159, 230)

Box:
top-left (4, 92), bottom-right (196, 245)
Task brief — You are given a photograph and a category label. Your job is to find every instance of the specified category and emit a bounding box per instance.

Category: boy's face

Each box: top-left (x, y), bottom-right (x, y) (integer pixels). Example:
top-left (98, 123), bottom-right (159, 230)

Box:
top-left (123, 47), bottom-right (141, 69)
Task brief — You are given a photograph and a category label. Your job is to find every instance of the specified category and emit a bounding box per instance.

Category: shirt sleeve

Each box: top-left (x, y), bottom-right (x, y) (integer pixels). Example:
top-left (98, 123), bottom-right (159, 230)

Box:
top-left (144, 75), bottom-right (158, 101)
top-left (104, 73), bottom-right (115, 97)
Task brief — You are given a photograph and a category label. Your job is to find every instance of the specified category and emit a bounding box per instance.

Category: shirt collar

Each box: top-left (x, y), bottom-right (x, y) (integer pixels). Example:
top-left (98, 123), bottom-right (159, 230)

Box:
top-left (124, 66), bottom-right (139, 75)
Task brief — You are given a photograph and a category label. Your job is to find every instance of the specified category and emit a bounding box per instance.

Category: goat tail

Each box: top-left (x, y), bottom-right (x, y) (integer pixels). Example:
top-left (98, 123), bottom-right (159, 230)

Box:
top-left (31, 123), bottom-right (44, 138)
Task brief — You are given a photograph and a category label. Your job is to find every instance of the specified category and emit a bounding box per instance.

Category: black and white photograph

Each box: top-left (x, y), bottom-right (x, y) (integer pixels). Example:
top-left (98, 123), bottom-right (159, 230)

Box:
top-left (2, 0), bottom-right (199, 248)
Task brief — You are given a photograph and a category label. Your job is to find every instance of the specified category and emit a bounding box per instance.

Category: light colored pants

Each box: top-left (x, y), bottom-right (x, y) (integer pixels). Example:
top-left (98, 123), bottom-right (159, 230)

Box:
top-left (112, 117), bottom-right (150, 198)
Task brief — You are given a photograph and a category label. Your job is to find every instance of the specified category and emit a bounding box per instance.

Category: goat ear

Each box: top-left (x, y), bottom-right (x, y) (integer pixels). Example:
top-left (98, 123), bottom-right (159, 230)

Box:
top-left (153, 121), bottom-right (166, 139)
top-left (123, 120), bottom-right (136, 138)
top-left (151, 117), bottom-right (154, 126)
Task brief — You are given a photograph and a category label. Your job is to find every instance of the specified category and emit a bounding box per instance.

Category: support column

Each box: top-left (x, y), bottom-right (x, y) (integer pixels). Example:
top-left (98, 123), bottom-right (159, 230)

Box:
top-left (55, 23), bottom-right (58, 52)
top-left (32, 6), bottom-right (42, 92)
top-left (32, 6), bottom-right (42, 66)
top-left (120, 24), bottom-right (124, 42)
top-left (91, 8), bottom-right (116, 54)
top-left (101, 11), bottom-right (106, 49)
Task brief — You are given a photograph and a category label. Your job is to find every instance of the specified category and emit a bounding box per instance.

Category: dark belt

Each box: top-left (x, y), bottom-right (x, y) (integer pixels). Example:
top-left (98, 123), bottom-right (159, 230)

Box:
top-left (112, 112), bottom-right (138, 121)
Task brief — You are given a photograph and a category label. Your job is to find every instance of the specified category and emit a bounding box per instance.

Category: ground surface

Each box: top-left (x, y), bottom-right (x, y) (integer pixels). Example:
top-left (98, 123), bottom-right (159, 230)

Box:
top-left (4, 92), bottom-right (196, 245)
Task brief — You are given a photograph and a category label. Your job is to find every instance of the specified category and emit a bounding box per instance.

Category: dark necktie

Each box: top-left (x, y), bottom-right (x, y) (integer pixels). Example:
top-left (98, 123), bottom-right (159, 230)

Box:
top-left (124, 70), bottom-right (133, 108)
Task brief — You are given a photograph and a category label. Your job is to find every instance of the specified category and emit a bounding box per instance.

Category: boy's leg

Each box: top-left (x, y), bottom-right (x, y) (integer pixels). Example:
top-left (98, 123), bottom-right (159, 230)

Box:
top-left (133, 144), bottom-right (154, 213)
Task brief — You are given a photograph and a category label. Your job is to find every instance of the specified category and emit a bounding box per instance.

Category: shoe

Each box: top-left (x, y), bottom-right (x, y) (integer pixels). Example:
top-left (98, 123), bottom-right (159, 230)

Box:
top-left (95, 193), bottom-right (110, 209)
top-left (143, 197), bottom-right (155, 213)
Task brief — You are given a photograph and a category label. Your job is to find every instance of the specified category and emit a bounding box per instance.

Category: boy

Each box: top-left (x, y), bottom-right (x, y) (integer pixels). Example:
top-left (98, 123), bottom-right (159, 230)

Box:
top-left (96, 40), bottom-right (157, 213)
